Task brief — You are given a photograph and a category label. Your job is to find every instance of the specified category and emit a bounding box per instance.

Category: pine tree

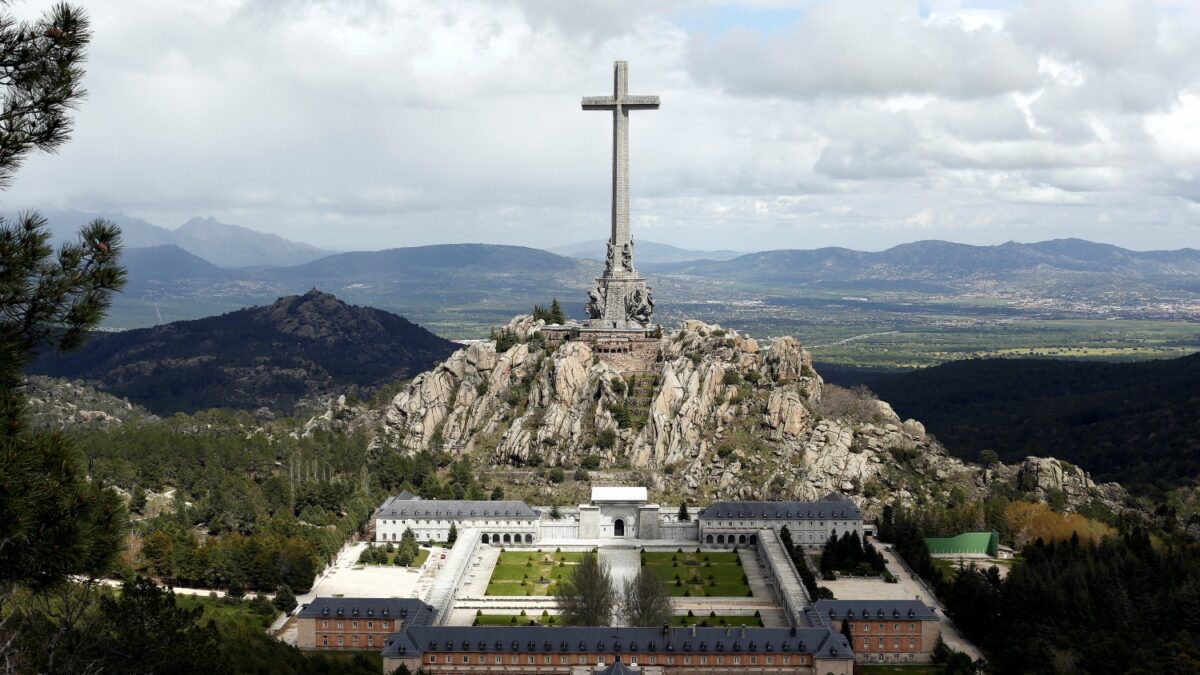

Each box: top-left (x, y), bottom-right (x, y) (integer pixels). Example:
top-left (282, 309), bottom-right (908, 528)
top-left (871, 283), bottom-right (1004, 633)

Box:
top-left (273, 584), bottom-right (297, 614)
top-left (677, 500), bottom-right (690, 521)
top-left (0, 2), bottom-right (128, 592)
top-left (447, 523), bottom-right (458, 546)
top-left (549, 298), bottom-right (565, 324)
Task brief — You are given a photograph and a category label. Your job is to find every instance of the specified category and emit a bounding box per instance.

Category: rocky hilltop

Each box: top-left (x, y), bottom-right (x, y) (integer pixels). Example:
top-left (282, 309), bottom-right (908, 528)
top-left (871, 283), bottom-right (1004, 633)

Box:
top-left (313, 317), bottom-right (1127, 516)
top-left (30, 290), bottom-right (457, 415)
top-left (21, 376), bottom-right (156, 429)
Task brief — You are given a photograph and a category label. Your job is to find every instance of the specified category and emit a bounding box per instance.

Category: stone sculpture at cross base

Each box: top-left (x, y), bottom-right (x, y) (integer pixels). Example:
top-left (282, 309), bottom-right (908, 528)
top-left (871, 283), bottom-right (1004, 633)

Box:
top-left (579, 60), bottom-right (659, 331)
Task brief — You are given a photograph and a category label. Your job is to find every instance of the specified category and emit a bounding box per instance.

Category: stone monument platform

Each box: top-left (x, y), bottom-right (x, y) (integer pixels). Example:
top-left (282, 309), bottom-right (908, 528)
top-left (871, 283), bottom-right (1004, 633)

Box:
top-left (542, 324), bottom-right (660, 372)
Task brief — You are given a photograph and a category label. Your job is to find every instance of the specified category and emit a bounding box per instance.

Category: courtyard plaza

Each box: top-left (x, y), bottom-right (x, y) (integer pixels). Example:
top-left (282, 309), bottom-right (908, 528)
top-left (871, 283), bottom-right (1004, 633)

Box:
top-left (442, 540), bottom-right (788, 628)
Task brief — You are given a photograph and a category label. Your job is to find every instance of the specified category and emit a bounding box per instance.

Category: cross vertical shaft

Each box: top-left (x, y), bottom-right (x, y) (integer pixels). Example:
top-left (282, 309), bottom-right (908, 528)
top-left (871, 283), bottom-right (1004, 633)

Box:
top-left (612, 62), bottom-right (629, 269)
top-left (583, 61), bottom-right (660, 276)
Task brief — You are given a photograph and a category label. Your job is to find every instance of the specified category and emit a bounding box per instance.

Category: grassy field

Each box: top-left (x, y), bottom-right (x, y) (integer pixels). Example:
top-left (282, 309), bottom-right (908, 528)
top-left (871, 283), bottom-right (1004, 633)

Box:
top-left (642, 550), bottom-right (752, 598)
top-left (175, 595), bottom-right (275, 631)
top-left (485, 550), bottom-right (586, 596)
top-left (673, 613), bottom-right (763, 627)
top-left (359, 546), bottom-right (431, 568)
top-left (474, 612), bottom-right (558, 626)
top-left (931, 556), bottom-right (1014, 581)
top-left (806, 319), bottom-right (1200, 370)
top-left (473, 612), bottom-right (763, 627)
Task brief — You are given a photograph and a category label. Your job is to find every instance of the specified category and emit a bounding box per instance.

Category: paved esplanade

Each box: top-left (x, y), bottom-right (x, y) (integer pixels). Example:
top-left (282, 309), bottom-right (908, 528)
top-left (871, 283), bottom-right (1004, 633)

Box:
top-left (582, 61), bottom-right (658, 329)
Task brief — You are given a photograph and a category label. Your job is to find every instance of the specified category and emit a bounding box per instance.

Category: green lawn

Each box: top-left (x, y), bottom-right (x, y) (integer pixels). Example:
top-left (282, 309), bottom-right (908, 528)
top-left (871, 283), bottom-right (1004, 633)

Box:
top-left (474, 613), bottom-right (558, 626)
top-left (642, 551), bottom-right (752, 597)
top-left (672, 613), bottom-right (763, 627)
top-left (360, 547), bottom-right (431, 568)
top-left (473, 613), bottom-right (761, 627)
top-left (485, 550), bottom-right (585, 596)
top-left (175, 595), bottom-right (275, 631)
top-left (932, 556), bottom-right (1012, 581)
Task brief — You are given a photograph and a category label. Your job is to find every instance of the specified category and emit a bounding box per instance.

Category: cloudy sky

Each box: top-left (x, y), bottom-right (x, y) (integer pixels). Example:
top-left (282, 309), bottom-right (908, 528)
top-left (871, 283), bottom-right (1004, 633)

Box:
top-left (7, 0), bottom-right (1200, 252)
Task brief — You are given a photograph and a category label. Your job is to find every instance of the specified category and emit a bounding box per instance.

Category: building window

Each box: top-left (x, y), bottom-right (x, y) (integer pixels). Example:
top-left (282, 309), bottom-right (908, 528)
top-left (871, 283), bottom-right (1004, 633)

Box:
top-left (366, 621), bottom-right (372, 629)
top-left (862, 623), bottom-right (869, 633)
top-left (320, 620), bottom-right (328, 629)
top-left (494, 656), bottom-right (502, 664)
top-left (336, 636), bottom-right (344, 646)
top-left (909, 622), bottom-right (916, 631)
top-left (443, 655), bottom-right (451, 664)
top-left (461, 655), bottom-right (469, 663)
top-left (351, 621), bottom-right (358, 629)
top-left (367, 635), bottom-right (373, 646)
top-left (381, 620), bottom-right (389, 629)
top-left (321, 636), bottom-right (328, 647)
top-left (427, 656), bottom-right (435, 664)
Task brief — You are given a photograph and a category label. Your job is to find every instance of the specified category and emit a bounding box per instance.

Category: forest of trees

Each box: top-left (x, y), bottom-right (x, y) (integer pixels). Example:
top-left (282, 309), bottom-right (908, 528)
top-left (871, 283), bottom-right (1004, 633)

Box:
top-left (818, 530), bottom-right (886, 577)
top-left (879, 499), bottom-right (1200, 674)
top-left (871, 355), bottom-right (1200, 494)
top-left (72, 413), bottom-right (498, 592)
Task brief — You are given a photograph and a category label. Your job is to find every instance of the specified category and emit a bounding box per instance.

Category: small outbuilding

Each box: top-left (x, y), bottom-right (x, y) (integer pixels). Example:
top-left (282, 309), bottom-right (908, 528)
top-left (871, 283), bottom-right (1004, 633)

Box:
top-left (924, 531), bottom-right (1000, 559)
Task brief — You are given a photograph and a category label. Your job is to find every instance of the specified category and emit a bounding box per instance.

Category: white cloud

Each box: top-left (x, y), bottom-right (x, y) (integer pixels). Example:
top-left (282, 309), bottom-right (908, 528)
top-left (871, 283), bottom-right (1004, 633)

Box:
top-left (0, 0), bottom-right (1197, 253)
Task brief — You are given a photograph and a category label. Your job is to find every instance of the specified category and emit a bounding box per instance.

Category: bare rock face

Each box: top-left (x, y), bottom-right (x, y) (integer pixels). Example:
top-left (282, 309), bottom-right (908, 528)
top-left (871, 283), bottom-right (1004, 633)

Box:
top-left (331, 315), bottom-right (1129, 518)
top-left (763, 387), bottom-right (811, 439)
top-left (761, 336), bottom-right (811, 382)
top-left (1013, 456), bottom-right (1126, 509)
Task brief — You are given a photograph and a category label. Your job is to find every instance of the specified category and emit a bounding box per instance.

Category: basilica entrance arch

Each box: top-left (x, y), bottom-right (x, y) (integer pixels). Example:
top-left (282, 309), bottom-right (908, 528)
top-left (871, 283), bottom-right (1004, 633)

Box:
top-left (614, 519), bottom-right (625, 537)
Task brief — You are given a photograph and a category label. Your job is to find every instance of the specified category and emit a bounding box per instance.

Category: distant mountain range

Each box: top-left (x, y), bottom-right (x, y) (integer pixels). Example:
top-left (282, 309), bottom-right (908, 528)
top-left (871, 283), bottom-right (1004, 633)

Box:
top-left (653, 239), bottom-right (1200, 289)
top-left (550, 239), bottom-right (745, 264)
top-left (109, 242), bottom-right (597, 330)
top-left (870, 354), bottom-right (1200, 493)
top-left (25, 208), bottom-right (1200, 335)
top-left (29, 290), bottom-right (457, 414)
top-left (32, 209), bottom-right (331, 268)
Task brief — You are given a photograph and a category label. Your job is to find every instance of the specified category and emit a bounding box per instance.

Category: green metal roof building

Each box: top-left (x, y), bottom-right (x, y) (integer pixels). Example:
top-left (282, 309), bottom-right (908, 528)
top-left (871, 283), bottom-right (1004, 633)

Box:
top-left (925, 531), bottom-right (1000, 558)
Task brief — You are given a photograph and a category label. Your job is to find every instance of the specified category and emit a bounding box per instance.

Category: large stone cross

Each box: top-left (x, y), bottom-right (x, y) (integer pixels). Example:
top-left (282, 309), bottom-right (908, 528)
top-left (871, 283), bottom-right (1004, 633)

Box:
top-left (583, 61), bottom-right (659, 276)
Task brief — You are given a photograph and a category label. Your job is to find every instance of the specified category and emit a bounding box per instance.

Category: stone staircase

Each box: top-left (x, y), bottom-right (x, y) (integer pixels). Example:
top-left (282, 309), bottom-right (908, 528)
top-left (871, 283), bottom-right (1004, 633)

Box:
top-left (619, 371), bottom-right (658, 430)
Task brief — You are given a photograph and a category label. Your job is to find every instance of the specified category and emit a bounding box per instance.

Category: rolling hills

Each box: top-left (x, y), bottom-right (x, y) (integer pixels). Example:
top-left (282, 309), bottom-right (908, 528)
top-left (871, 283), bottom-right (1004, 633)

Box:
top-left (656, 239), bottom-right (1200, 288)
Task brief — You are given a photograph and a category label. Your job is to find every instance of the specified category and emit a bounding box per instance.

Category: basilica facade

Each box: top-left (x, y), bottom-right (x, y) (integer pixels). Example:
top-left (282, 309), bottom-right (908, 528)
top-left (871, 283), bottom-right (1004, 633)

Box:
top-left (373, 488), bottom-right (862, 548)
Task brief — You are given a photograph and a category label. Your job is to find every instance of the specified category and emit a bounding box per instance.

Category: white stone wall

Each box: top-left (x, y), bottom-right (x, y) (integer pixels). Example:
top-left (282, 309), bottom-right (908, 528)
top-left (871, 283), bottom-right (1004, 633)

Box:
top-left (375, 516), bottom-right (537, 545)
top-left (700, 517), bottom-right (862, 548)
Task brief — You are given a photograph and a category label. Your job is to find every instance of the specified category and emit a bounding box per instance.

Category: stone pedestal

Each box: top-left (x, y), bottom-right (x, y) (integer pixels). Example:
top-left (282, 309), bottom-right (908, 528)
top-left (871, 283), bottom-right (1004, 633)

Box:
top-left (588, 273), bottom-right (653, 330)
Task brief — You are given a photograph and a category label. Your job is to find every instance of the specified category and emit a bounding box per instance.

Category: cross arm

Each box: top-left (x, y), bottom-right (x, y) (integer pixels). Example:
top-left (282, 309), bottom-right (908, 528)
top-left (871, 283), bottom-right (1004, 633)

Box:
top-left (582, 96), bottom-right (617, 110)
top-left (621, 95), bottom-right (660, 109)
